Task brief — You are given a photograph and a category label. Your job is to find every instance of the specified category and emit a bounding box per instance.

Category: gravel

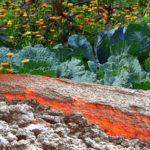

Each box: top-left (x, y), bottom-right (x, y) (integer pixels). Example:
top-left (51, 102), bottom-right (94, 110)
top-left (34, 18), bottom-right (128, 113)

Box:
top-left (0, 94), bottom-right (150, 150)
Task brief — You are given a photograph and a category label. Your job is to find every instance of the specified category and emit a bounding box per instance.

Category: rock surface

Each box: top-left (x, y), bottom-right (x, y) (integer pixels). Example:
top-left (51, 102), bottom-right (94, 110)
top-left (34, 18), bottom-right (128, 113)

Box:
top-left (0, 74), bottom-right (150, 149)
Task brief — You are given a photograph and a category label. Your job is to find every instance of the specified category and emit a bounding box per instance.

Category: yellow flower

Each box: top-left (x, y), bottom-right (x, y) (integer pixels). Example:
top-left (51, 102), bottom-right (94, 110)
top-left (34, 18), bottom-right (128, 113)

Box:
top-left (23, 11), bottom-right (27, 17)
top-left (102, 13), bottom-right (107, 17)
top-left (62, 2), bottom-right (67, 5)
top-left (35, 34), bottom-right (41, 37)
top-left (7, 20), bottom-right (12, 25)
top-left (132, 16), bottom-right (137, 19)
top-left (6, 52), bottom-right (14, 57)
top-left (9, 36), bottom-right (14, 39)
top-left (0, 67), bottom-right (3, 71)
top-left (23, 31), bottom-right (31, 36)
top-left (21, 59), bottom-right (30, 63)
top-left (121, 12), bottom-right (125, 15)
top-left (53, 35), bottom-right (57, 38)
top-left (95, 0), bottom-right (98, 5)
top-left (67, 3), bottom-right (73, 7)
top-left (115, 23), bottom-right (121, 26)
top-left (112, 13), bottom-right (117, 17)
top-left (125, 15), bottom-right (131, 18)
top-left (132, 7), bottom-right (137, 10)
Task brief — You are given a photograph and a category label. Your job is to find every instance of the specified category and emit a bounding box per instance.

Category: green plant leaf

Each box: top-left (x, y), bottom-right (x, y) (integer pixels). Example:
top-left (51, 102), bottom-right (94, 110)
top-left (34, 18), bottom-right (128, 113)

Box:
top-left (144, 58), bottom-right (150, 72)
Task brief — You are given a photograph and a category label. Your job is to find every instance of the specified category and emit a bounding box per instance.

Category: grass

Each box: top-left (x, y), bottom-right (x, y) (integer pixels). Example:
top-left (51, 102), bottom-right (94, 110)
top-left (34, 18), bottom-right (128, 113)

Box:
top-left (0, 0), bottom-right (150, 74)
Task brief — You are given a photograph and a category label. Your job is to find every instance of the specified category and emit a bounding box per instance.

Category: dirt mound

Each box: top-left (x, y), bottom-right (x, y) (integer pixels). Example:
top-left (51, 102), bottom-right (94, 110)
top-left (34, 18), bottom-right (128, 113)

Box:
top-left (0, 95), bottom-right (150, 150)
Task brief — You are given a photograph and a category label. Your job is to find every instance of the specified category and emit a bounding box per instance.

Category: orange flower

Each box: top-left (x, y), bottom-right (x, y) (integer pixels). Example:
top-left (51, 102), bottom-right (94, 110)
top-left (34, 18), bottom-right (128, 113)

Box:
top-left (68, 3), bottom-right (73, 7)
top-left (76, 15), bottom-right (81, 18)
top-left (0, 62), bottom-right (10, 66)
top-left (63, 12), bottom-right (68, 16)
top-left (50, 29), bottom-right (55, 32)
top-left (40, 25), bottom-right (47, 28)
top-left (0, 9), bottom-right (6, 13)
top-left (53, 35), bottom-right (57, 38)
top-left (39, 21), bottom-right (44, 25)
top-left (1, 3), bottom-right (6, 6)
top-left (16, 9), bottom-right (20, 11)
top-left (6, 68), bottom-right (14, 73)
top-left (132, 16), bottom-right (137, 19)
top-left (35, 34), bottom-right (41, 37)
top-left (80, 23), bottom-right (84, 25)
top-left (33, 31), bottom-right (40, 34)
top-left (41, 3), bottom-right (47, 8)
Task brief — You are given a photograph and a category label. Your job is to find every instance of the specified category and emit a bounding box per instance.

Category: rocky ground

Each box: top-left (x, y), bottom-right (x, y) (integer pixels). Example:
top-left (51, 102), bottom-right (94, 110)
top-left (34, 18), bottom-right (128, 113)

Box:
top-left (0, 94), bottom-right (150, 150)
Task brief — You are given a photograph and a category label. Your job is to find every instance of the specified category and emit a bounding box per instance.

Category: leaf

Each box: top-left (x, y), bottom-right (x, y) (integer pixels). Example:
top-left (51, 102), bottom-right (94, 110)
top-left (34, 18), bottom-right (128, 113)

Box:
top-left (125, 23), bottom-right (150, 55)
top-left (124, 23), bottom-right (150, 43)
top-left (137, 47), bottom-right (150, 66)
top-left (144, 58), bottom-right (150, 72)
top-left (68, 34), bottom-right (96, 62)
top-left (110, 40), bottom-right (140, 56)
top-left (95, 33), bottom-right (111, 64)
top-left (132, 81), bottom-right (150, 90)
top-left (110, 27), bottom-right (125, 44)
top-left (50, 47), bottom-right (84, 63)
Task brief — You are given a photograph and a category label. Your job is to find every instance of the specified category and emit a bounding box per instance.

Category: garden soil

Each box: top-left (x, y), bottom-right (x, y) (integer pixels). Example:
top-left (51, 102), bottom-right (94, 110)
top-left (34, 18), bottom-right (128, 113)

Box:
top-left (0, 95), bottom-right (150, 150)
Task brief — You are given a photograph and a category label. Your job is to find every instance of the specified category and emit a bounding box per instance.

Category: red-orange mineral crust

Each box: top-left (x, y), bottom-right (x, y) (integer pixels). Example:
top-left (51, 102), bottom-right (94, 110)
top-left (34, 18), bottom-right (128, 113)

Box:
top-left (0, 74), bottom-right (150, 143)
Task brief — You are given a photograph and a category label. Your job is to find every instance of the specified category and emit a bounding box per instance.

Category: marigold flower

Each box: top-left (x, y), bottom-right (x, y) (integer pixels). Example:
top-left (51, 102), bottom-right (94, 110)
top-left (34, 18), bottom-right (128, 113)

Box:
top-left (6, 68), bottom-right (14, 73)
top-left (53, 35), bottom-right (57, 38)
top-left (35, 34), bottom-right (41, 37)
top-left (0, 62), bottom-right (10, 66)
top-left (67, 3), bottom-right (73, 7)
top-left (112, 13), bottom-right (117, 17)
top-left (121, 12), bottom-right (125, 15)
top-left (62, 12), bottom-right (68, 16)
top-left (7, 20), bottom-right (12, 25)
top-left (50, 29), bottom-right (55, 32)
top-left (21, 59), bottom-right (30, 63)
top-left (6, 53), bottom-right (14, 56)
top-left (41, 3), bottom-right (47, 8)
top-left (132, 7), bottom-right (137, 10)
top-left (23, 12), bottom-right (27, 17)
top-left (0, 67), bottom-right (3, 71)
top-left (132, 16), bottom-right (137, 19)
top-left (9, 36), bottom-right (14, 39)
top-left (0, 9), bottom-right (6, 13)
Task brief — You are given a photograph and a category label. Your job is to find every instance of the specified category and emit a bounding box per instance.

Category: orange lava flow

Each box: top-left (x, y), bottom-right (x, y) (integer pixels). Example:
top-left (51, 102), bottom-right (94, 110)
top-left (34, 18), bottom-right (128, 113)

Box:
top-left (0, 74), bottom-right (150, 142)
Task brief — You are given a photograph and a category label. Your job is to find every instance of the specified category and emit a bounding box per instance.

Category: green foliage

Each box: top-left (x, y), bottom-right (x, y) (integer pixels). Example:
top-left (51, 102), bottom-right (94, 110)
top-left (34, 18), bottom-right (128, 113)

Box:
top-left (96, 54), bottom-right (150, 89)
top-left (11, 59), bottom-right (56, 76)
top-left (144, 58), bottom-right (150, 72)
top-left (11, 44), bottom-right (60, 69)
top-left (50, 46), bottom-right (84, 63)
top-left (132, 81), bottom-right (150, 90)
